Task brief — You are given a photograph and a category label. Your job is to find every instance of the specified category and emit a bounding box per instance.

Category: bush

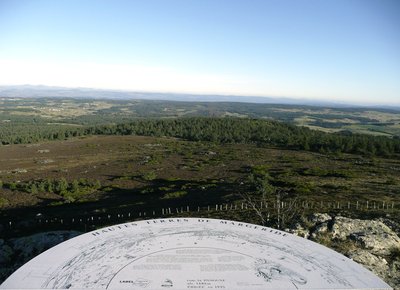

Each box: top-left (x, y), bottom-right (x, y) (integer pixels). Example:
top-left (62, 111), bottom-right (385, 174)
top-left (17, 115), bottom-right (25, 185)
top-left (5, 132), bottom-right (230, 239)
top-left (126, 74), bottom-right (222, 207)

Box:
top-left (295, 182), bottom-right (316, 194)
top-left (142, 171), bottom-right (157, 181)
top-left (8, 182), bottom-right (17, 191)
top-left (162, 191), bottom-right (187, 199)
top-left (0, 197), bottom-right (9, 207)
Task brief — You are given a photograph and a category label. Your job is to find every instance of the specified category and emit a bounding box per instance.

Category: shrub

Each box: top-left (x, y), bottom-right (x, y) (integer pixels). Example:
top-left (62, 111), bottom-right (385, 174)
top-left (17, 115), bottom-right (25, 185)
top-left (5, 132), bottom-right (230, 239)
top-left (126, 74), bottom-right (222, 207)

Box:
top-left (142, 171), bottom-right (157, 181)
top-left (295, 182), bottom-right (316, 194)
top-left (8, 182), bottom-right (17, 191)
top-left (0, 197), bottom-right (9, 207)
top-left (162, 191), bottom-right (187, 199)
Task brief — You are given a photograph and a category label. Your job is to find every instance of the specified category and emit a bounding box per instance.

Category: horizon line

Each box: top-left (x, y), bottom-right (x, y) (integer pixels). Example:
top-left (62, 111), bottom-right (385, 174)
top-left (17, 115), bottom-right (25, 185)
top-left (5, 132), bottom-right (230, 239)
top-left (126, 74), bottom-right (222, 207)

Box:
top-left (1, 83), bottom-right (399, 108)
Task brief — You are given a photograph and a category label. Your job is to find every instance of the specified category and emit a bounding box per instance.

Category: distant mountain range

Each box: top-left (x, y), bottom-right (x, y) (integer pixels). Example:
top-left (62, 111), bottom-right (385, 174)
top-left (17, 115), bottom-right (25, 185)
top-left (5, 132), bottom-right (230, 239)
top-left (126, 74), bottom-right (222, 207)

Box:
top-left (0, 85), bottom-right (398, 110)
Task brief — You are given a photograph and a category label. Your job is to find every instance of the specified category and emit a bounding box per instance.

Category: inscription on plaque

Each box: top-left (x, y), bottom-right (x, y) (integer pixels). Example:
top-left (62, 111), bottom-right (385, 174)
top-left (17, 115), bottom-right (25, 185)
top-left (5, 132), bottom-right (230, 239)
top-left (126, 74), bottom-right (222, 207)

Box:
top-left (0, 218), bottom-right (392, 289)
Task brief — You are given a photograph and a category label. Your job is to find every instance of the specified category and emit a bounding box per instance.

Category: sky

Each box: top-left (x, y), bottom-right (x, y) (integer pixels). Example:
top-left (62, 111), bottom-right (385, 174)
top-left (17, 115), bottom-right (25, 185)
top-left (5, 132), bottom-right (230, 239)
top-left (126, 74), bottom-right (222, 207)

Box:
top-left (0, 0), bottom-right (399, 105)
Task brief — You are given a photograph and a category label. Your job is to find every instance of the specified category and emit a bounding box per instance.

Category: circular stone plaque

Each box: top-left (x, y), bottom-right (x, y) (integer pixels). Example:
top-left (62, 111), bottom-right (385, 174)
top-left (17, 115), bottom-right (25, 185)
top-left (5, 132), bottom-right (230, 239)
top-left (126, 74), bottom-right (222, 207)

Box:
top-left (1, 218), bottom-right (391, 289)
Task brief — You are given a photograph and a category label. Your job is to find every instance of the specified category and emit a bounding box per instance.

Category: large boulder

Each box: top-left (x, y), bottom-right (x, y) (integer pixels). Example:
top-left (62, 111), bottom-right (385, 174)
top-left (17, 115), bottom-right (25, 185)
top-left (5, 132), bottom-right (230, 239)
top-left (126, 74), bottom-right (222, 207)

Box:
top-left (331, 216), bottom-right (400, 256)
top-left (309, 213), bottom-right (332, 239)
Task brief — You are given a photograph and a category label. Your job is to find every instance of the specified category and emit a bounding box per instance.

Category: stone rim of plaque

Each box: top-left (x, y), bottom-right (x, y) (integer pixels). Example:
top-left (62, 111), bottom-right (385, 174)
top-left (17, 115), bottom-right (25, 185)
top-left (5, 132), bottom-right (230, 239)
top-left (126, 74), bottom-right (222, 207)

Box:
top-left (0, 218), bottom-right (392, 290)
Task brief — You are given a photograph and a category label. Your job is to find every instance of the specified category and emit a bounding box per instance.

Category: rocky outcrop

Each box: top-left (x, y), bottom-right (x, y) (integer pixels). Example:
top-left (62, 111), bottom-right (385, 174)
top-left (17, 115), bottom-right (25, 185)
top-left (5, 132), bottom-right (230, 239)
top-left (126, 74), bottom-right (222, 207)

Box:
top-left (310, 212), bottom-right (331, 224)
top-left (0, 231), bottom-right (82, 284)
top-left (333, 217), bottom-right (400, 256)
top-left (287, 214), bottom-right (400, 290)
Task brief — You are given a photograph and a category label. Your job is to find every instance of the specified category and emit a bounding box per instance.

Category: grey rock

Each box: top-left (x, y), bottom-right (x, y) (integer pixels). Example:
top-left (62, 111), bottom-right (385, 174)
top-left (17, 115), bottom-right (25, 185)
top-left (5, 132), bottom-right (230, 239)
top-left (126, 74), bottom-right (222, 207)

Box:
top-left (348, 249), bottom-right (389, 279)
top-left (310, 213), bottom-right (331, 224)
top-left (11, 168), bottom-right (27, 173)
top-left (332, 216), bottom-right (400, 256)
top-left (309, 214), bottom-right (331, 239)
top-left (314, 222), bottom-right (329, 234)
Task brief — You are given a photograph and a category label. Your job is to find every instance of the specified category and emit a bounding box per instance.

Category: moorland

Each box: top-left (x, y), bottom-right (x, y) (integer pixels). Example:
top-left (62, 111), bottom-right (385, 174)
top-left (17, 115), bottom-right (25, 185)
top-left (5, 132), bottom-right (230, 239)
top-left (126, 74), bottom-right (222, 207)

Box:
top-left (0, 96), bottom-right (399, 237)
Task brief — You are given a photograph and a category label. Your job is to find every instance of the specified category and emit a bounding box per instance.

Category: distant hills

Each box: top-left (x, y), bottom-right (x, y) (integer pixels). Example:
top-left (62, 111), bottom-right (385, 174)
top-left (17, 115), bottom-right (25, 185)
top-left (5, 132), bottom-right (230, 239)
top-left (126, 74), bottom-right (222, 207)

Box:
top-left (0, 84), bottom-right (388, 109)
top-left (1, 86), bottom-right (400, 137)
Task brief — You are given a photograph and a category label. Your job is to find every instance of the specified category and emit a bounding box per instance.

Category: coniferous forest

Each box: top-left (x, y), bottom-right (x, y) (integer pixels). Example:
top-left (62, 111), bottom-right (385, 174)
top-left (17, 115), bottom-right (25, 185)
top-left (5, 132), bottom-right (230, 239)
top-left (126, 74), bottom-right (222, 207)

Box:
top-left (1, 117), bottom-right (400, 158)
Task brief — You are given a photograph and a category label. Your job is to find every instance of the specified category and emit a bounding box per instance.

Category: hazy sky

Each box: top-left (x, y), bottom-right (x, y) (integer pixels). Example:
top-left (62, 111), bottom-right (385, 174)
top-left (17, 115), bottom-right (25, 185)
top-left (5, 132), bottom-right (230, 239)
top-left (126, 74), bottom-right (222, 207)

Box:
top-left (0, 0), bottom-right (399, 104)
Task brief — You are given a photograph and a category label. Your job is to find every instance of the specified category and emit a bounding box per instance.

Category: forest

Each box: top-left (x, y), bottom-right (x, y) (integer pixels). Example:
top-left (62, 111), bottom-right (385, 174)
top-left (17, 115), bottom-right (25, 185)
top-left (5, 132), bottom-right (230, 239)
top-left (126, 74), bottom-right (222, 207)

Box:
top-left (1, 117), bottom-right (400, 158)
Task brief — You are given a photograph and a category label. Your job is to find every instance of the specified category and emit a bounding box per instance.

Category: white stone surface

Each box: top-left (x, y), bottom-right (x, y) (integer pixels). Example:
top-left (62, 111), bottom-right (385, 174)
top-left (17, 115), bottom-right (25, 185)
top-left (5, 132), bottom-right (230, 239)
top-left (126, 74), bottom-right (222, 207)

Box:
top-left (0, 218), bottom-right (392, 289)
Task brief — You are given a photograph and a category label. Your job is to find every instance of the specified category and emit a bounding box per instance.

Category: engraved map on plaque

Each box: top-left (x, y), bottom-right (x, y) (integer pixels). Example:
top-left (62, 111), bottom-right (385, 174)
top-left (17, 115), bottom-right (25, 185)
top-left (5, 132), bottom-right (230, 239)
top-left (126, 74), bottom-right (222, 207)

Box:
top-left (0, 218), bottom-right (392, 289)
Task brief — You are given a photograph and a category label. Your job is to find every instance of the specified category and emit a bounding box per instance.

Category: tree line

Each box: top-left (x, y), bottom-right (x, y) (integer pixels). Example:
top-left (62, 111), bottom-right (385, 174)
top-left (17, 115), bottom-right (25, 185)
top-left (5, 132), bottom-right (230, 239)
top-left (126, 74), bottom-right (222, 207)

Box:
top-left (1, 118), bottom-right (399, 157)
